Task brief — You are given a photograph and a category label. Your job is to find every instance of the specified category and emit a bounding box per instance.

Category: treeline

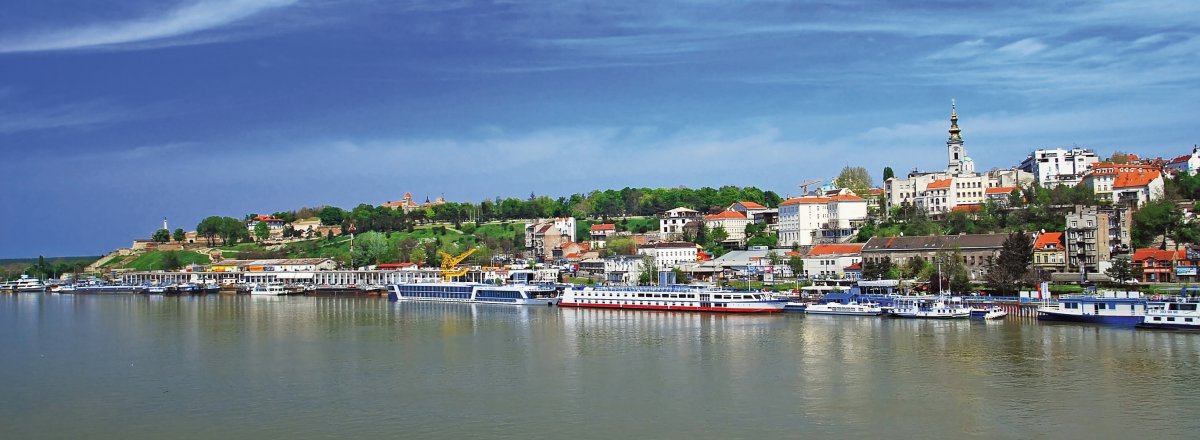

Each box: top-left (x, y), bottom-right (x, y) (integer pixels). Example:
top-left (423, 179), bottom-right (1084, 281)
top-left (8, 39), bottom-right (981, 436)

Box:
top-left (244, 186), bottom-right (783, 238)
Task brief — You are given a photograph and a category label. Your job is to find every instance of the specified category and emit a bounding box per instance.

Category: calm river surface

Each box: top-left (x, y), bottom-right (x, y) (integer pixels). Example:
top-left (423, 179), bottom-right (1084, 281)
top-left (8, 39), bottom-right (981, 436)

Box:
top-left (2, 294), bottom-right (1198, 439)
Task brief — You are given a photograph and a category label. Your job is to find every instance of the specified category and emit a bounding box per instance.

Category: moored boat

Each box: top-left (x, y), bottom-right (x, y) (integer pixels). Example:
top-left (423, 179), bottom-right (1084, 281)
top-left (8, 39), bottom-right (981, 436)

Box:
top-left (1036, 292), bottom-right (1147, 326)
top-left (1, 275), bottom-right (47, 293)
top-left (804, 301), bottom-right (884, 316)
top-left (250, 282), bottom-right (288, 296)
top-left (969, 305), bottom-right (1009, 320)
top-left (560, 285), bottom-right (783, 313)
top-left (892, 297), bottom-right (971, 319)
top-left (1137, 298), bottom-right (1200, 330)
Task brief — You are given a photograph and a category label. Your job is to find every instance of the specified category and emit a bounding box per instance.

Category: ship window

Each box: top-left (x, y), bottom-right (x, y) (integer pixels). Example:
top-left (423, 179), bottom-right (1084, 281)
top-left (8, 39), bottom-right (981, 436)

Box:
top-left (1187, 318), bottom-right (1194, 322)
top-left (1167, 317), bottom-right (1176, 322)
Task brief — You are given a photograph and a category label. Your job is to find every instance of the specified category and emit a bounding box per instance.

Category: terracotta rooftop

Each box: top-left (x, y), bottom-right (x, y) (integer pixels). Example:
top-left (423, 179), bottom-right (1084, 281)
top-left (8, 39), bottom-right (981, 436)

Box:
top-left (737, 201), bottom-right (767, 210)
top-left (1133, 248), bottom-right (1184, 262)
top-left (985, 186), bottom-right (1018, 195)
top-left (780, 196), bottom-right (829, 205)
top-left (806, 243), bottom-right (865, 256)
top-left (926, 179), bottom-right (953, 190)
top-left (1034, 232), bottom-right (1064, 250)
top-left (1113, 170), bottom-right (1160, 189)
top-left (590, 223), bottom-right (616, 231)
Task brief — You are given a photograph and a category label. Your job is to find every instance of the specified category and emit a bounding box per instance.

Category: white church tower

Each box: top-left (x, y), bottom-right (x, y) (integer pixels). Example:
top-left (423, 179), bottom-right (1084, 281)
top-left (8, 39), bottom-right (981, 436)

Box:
top-left (945, 99), bottom-right (972, 175)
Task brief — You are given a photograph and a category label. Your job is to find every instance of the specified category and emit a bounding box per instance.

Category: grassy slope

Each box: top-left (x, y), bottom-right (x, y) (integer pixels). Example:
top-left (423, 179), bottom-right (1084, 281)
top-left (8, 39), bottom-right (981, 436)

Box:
top-left (120, 251), bottom-right (211, 270)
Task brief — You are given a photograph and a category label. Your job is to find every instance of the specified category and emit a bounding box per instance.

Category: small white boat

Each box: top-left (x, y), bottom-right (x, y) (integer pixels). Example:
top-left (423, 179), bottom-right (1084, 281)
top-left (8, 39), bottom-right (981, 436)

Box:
top-left (970, 305), bottom-right (1009, 320)
top-left (2, 275), bottom-right (47, 293)
top-left (805, 301), bottom-right (884, 316)
top-left (250, 282), bottom-right (288, 296)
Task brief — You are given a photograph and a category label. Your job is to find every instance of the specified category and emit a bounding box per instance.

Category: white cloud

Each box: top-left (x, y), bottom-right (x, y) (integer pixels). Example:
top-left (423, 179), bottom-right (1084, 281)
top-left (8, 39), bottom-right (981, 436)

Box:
top-left (994, 38), bottom-right (1047, 58)
top-left (0, 0), bottom-right (298, 53)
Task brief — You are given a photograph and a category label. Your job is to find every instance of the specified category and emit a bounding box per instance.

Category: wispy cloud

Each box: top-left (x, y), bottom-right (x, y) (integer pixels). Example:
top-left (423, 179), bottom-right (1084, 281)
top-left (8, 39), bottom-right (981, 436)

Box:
top-left (0, 0), bottom-right (298, 53)
top-left (0, 99), bottom-right (140, 134)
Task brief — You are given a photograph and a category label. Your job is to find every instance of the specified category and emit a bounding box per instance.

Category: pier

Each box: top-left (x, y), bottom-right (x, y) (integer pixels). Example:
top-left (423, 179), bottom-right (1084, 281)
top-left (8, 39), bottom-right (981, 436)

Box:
top-left (118, 268), bottom-right (489, 287)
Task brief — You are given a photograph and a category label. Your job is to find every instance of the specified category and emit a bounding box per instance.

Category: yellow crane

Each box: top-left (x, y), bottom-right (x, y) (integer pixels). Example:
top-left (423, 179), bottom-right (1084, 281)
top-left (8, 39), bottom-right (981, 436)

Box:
top-left (798, 179), bottom-right (822, 195)
top-left (439, 248), bottom-right (478, 281)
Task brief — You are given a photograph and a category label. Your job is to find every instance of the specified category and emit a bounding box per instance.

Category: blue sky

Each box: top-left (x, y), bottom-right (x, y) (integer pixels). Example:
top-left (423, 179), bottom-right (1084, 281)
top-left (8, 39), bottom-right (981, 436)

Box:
top-left (1, 0), bottom-right (1198, 258)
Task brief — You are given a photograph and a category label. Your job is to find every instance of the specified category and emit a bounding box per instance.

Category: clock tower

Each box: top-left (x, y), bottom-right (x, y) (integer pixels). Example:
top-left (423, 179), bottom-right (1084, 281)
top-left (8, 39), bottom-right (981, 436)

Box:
top-left (946, 99), bottom-right (966, 175)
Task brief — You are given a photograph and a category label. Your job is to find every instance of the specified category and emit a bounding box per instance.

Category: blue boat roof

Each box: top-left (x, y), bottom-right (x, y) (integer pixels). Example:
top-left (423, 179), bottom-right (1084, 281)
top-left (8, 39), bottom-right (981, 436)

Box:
top-left (822, 292), bottom-right (858, 302)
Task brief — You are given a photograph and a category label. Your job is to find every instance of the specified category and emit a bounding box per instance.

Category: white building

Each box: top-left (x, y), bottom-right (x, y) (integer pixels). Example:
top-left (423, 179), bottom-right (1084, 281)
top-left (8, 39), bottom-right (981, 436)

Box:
top-left (552, 217), bottom-right (577, 243)
top-left (727, 201), bottom-right (769, 217)
top-left (777, 194), bottom-right (867, 247)
top-left (1081, 163), bottom-right (1164, 204)
top-left (603, 255), bottom-right (646, 285)
top-left (1166, 146), bottom-right (1200, 176)
top-left (703, 211), bottom-right (751, 246)
top-left (801, 244), bottom-right (864, 280)
top-left (884, 103), bottom-right (1034, 212)
top-left (659, 207), bottom-right (701, 239)
top-left (1111, 170), bottom-right (1164, 207)
top-left (1019, 148), bottom-right (1100, 187)
top-left (637, 242), bottom-right (698, 270)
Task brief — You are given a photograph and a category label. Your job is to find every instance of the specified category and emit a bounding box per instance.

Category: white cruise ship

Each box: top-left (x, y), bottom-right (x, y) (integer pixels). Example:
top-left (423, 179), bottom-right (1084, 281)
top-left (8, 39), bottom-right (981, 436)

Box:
top-left (0, 275), bottom-right (47, 293)
top-left (891, 297), bottom-right (972, 319)
top-left (804, 301), bottom-right (884, 316)
top-left (387, 282), bottom-right (559, 305)
top-left (559, 286), bottom-right (785, 313)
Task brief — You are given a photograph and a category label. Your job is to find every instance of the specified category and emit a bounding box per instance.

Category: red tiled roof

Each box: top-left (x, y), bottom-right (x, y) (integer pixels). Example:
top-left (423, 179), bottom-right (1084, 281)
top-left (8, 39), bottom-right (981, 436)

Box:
top-left (806, 243), bottom-right (865, 256)
top-left (377, 262), bottom-right (417, 269)
top-left (1168, 154), bottom-right (1191, 165)
top-left (704, 211), bottom-right (747, 220)
top-left (590, 223), bottom-right (616, 231)
top-left (737, 201), bottom-right (767, 210)
top-left (253, 214), bottom-right (283, 222)
top-left (950, 204), bottom-right (981, 213)
top-left (926, 179), bottom-right (953, 189)
top-left (1113, 170), bottom-right (1160, 189)
top-left (1133, 248), bottom-right (1184, 262)
top-left (1034, 232), bottom-right (1064, 250)
top-left (844, 262), bottom-right (862, 271)
top-left (986, 186), bottom-right (1017, 195)
top-left (866, 188), bottom-right (885, 195)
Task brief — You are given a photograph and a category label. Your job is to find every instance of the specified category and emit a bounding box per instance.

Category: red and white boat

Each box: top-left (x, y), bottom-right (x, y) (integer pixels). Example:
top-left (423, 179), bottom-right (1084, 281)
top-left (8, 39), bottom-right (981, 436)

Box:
top-left (560, 285), bottom-right (785, 313)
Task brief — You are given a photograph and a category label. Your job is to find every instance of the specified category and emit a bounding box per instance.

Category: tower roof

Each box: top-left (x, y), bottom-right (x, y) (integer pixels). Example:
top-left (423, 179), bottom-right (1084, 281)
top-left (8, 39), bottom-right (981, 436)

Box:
top-left (948, 99), bottom-right (962, 143)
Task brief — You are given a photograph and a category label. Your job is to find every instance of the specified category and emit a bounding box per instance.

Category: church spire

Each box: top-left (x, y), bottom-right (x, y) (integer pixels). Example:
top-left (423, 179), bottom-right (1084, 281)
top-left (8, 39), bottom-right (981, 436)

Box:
top-left (948, 99), bottom-right (962, 142)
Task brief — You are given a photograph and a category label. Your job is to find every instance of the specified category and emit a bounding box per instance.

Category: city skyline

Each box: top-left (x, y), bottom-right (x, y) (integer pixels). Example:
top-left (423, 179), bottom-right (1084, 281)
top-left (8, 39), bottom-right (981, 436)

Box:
top-left (2, 0), bottom-right (1198, 257)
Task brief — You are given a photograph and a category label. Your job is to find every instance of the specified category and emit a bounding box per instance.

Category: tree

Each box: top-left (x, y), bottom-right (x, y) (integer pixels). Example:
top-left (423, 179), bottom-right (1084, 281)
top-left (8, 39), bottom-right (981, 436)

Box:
top-left (835, 166), bottom-right (874, 194)
top-left (1132, 200), bottom-right (1183, 249)
top-left (637, 256), bottom-right (658, 285)
top-left (161, 251), bottom-right (182, 270)
top-left (218, 217), bottom-right (248, 245)
top-left (882, 166), bottom-right (895, 182)
top-left (422, 240), bottom-right (440, 267)
top-left (1105, 255), bottom-right (1140, 286)
top-left (197, 216), bottom-right (223, 245)
top-left (1109, 151), bottom-right (1134, 164)
top-left (606, 236), bottom-right (636, 255)
top-left (351, 231), bottom-right (389, 267)
top-left (710, 226), bottom-right (729, 247)
top-left (172, 228), bottom-right (186, 242)
top-left (788, 255), bottom-right (804, 278)
top-left (152, 228), bottom-right (170, 243)
top-left (254, 221), bottom-right (270, 242)
top-left (987, 232), bottom-right (1033, 296)
top-left (318, 206), bottom-right (345, 226)
top-left (410, 246), bottom-right (427, 267)
top-left (397, 238), bottom-right (418, 263)
top-left (863, 259), bottom-right (889, 280)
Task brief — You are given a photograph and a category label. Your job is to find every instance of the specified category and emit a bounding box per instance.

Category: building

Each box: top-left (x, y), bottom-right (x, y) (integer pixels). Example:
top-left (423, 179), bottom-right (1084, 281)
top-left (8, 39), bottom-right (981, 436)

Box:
top-left (1165, 146), bottom-right (1200, 176)
top-left (884, 103), bottom-right (1034, 211)
top-left (603, 255), bottom-right (647, 285)
top-left (381, 192), bottom-right (447, 213)
top-left (1111, 170), bottom-right (1164, 208)
top-left (861, 234), bottom-right (1010, 280)
top-left (637, 242), bottom-right (699, 270)
top-left (703, 210), bottom-right (751, 246)
top-left (1032, 232), bottom-right (1066, 274)
top-left (777, 194), bottom-right (867, 247)
top-left (659, 207), bottom-right (701, 239)
top-left (1064, 206), bottom-right (1112, 275)
top-left (589, 223), bottom-right (616, 244)
top-left (985, 186), bottom-right (1018, 206)
top-left (727, 201), bottom-right (769, 217)
top-left (525, 220), bottom-right (571, 260)
top-left (1133, 248), bottom-right (1184, 283)
top-left (1080, 162), bottom-right (1162, 202)
top-left (210, 258), bottom-right (337, 273)
top-left (802, 243), bottom-right (864, 280)
top-left (1019, 148), bottom-right (1100, 187)
top-left (246, 215), bottom-right (286, 235)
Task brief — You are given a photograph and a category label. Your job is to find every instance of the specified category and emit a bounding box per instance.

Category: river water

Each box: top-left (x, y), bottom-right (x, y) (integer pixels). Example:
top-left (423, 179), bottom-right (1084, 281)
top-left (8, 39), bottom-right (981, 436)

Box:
top-left (2, 294), bottom-right (1198, 439)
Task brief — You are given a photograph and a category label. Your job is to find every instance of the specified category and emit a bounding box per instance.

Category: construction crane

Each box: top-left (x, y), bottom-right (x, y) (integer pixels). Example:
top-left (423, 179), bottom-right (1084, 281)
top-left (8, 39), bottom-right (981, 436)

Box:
top-left (439, 248), bottom-right (478, 281)
top-left (798, 179), bottom-right (822, 195)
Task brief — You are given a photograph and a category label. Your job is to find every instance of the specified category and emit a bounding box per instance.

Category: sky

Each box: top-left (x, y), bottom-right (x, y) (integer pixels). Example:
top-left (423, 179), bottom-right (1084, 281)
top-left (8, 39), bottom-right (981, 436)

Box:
top-left (1, 0), bottom-right (1198, 258)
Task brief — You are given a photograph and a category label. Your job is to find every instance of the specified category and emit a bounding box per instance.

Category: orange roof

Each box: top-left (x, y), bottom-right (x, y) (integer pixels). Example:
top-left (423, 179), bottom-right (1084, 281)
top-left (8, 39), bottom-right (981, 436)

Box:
top-left (1133, 248), bottom-right (1184, 262)
top-left (1168, 154), bottom-right (1192, 165)
top-left (780, 196), bottom-right (830, 205)
top-left (926, 179), bottom-right (952, 189)
top-left (844, 262), bottom-right (863, 271)
top-left (865, 188), bottom-right (885, 195)
top-left (1034, 232), bottom-right (1063, 250)
top-left (985, 186), bottom-right (1017, 195)
top-left (950, 204), bottom-right (981, 213)
top-left (806, 243), bottom-right (865, 256)
top-left (253, 214), bottom-right (283, 222)
top-left (1113, 170), bottom-right (1160, 189)
top-left (590, 223), bottom-right (616, 231)
top-left (704, 211), bottom-right (747, 220)
top-left (737, 201), bottom-right (767, 210)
